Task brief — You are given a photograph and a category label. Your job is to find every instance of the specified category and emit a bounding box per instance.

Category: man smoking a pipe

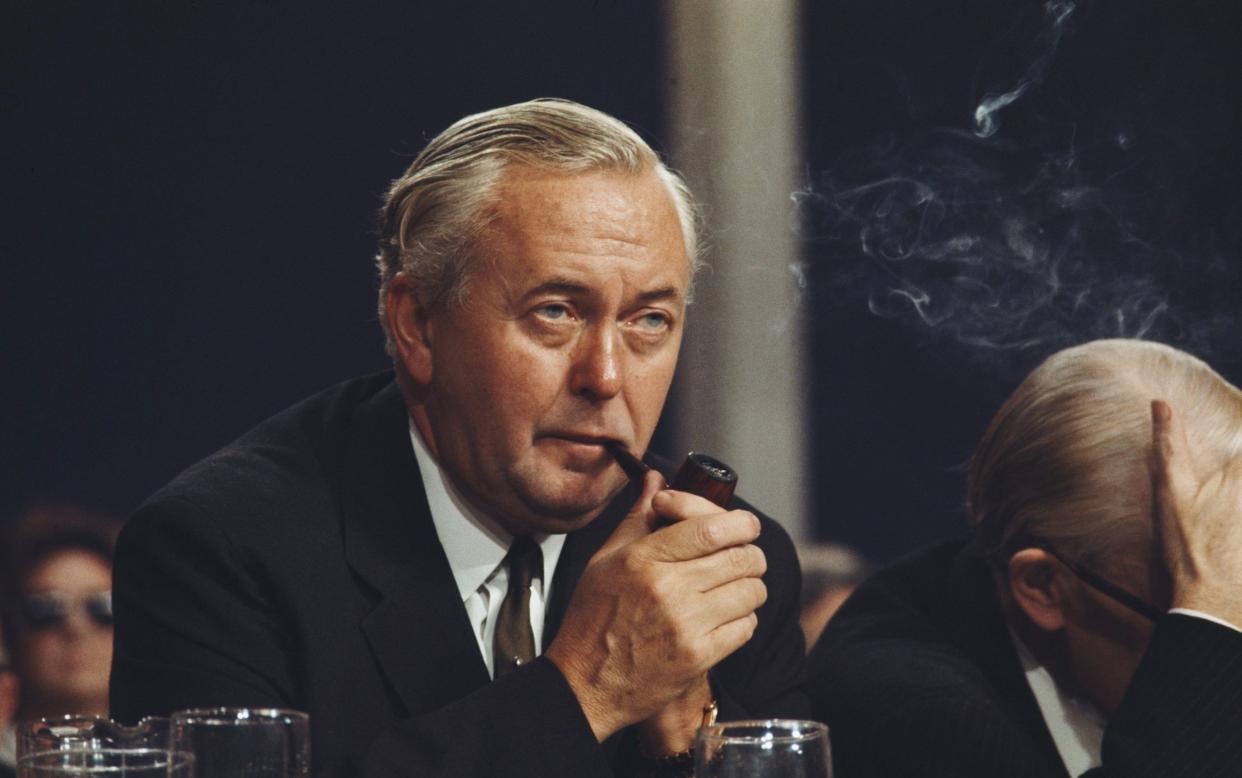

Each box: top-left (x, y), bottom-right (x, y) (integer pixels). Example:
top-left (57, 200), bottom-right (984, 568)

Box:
top-left (109, 98), bottom-right (808, 778)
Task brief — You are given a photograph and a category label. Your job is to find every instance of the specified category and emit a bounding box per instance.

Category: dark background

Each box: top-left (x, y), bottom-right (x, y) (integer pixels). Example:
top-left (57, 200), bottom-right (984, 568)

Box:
top-left (804, 0), bottom-right (1242, 560)
top-left (3, 3), bottom-right (666, 526)
top-left (5, 2), bottom-right (1240, 565)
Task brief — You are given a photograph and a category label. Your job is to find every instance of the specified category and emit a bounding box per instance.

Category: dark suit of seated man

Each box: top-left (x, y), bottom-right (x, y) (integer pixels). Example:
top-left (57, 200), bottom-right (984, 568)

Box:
top-left (108, 99), bottom-right (808, 778)
top-left (810, 339), bottom-right (1242, 778)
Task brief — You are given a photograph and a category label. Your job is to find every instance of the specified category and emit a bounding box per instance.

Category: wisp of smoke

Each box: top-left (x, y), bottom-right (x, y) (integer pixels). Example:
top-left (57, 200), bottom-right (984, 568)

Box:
top-left (975, 1), bottom-right (1077, 138)
top-left (796, 129), bottom-right (1183, 355)
top-left (795, 0), bottom-right (1238, 368)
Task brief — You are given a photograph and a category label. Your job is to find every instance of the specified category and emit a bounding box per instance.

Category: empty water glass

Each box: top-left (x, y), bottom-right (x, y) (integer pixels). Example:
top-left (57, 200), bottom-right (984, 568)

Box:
top-left (171, 708), bottom-right (310, 778)
top-left (695, 719), bottom-right (832, 778)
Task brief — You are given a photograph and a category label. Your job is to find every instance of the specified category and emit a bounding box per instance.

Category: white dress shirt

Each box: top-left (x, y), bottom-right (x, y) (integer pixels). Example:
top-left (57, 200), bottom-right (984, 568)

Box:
top-left (1010, 629), bottom-right (1106, 777)
top-left (408, 422), bottom-right (566, 679)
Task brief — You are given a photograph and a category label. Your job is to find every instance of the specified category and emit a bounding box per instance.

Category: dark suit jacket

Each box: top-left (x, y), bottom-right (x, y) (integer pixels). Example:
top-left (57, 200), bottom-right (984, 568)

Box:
top-left (809, 539), bottom-right (1242, 778)
top-left (109, 372), bottom-right (808, 777)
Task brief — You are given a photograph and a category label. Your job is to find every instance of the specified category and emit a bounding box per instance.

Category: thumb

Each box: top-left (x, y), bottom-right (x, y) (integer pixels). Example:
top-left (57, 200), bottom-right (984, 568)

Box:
top-left (596, 470), bottom-right (667, 555)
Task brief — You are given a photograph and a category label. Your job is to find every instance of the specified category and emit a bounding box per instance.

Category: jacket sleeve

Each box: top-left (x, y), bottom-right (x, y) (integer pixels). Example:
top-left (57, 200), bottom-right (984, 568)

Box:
top-left (711, 509), bottom-right (811, 723)
top-left (1098, 613), bottom-right (1242, 777)
top-left (110, 496), bottom-right (298, 718)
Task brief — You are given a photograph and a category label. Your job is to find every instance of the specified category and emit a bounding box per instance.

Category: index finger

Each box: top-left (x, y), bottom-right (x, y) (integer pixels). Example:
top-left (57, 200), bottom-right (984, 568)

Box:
top-left (1151, 399), bottom-right (1197, 498)
top-left (642, 507), bottom-right (761, 563)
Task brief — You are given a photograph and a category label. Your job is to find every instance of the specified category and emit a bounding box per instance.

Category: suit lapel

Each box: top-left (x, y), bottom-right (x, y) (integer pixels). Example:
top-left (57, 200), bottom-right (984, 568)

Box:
top-left (339, 382), bottom-right (490, 716)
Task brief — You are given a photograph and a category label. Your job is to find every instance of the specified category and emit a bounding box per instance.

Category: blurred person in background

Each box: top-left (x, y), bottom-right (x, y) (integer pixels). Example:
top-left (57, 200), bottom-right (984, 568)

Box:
top-left (0, 507), bottom-right (119, 726)
top-left (0, 616), bottom-right (17, 778)
top-left (796, 542), bottom-right (869, 651)
top-left (811, 340), bottom-right (1242, 778)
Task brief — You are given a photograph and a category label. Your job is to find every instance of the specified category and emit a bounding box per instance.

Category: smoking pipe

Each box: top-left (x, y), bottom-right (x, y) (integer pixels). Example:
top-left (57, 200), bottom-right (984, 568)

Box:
top-left (603, 441), bottom-right (738, 508)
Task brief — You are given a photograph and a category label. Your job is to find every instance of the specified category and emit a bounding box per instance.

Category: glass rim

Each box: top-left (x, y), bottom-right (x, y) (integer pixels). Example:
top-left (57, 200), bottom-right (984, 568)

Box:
top-left (17, 714), bottom-right (110, 729)
top-left (697, 718), bottom-right (828, 744)
top-left (19, 714), bottom-right (169, 728)
top-left (21, 748), bottom-right (187, 756)
top-left (171, 707), bottom-right (309, 726)
top-left (18, 747), bottom-right (194, 766)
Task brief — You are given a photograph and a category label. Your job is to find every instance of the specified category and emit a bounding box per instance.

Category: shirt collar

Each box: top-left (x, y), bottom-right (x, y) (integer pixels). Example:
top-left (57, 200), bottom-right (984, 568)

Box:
top-left (408, 420), bottom-right (566, 601)
top-left (1008, 627), bottom-right (1106, 777)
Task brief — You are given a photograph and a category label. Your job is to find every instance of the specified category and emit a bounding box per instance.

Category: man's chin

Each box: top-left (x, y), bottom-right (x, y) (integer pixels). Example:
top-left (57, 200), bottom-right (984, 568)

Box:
top-left (507, 469), bottom-right (627, 532)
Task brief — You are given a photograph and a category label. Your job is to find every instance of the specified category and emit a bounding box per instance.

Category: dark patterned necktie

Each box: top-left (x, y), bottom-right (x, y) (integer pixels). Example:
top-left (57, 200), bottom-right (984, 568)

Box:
top-left (492, 536), bottom-right (542, 678)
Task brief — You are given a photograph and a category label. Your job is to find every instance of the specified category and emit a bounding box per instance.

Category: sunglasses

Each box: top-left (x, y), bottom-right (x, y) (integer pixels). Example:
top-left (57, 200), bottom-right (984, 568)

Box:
top-left (19, 590), bottom-right (114, 630)
top-left (1028, 543), bottom-right (1164, 623)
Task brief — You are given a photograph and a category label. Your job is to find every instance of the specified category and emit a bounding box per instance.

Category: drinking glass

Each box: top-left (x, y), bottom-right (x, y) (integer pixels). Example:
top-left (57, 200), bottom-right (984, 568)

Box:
top-left (695, 719), bottom-right (832, 778)
top-left (17, 748), bottom-right (192, 778)
top-left (16, 716), bottom-right (171, 759)
top-left (171, 708), bottom-right (310, 778)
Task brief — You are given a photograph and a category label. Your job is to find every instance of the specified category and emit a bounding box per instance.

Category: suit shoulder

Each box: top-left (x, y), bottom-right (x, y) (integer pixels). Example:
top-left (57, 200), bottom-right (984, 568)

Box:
top-left (826, 539), bottom-right (969, 630)
top-left (136, 371), bottom-right (398, 536)
top-left (748, 502), bottom-right (799, 574)
top-left (811, 539), bottom-right (993, 701)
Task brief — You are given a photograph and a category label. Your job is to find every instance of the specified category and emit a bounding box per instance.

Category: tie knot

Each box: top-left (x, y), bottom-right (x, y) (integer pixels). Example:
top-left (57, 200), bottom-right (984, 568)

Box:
top-left (504, 536), bottom-right (542, 592)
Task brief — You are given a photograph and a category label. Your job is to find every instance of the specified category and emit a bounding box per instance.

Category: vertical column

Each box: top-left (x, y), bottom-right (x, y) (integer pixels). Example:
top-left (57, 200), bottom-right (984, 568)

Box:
top-left (664, 0), bottom-right (807, 539)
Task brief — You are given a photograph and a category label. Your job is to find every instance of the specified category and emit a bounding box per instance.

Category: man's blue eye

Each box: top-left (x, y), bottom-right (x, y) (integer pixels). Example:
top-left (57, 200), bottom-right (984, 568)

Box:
top-left (538, 304), bottom-right (569, 319)
top-left (639, 313), bottom-right (668, 329)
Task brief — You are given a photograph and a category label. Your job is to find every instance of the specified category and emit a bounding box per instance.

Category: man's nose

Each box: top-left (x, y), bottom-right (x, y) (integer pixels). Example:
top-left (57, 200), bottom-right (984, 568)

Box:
top-left (569, 323), bottom-right (623, 401)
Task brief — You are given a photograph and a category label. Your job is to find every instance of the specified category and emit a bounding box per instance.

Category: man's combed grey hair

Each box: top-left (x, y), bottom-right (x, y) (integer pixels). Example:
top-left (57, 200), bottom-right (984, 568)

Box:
top-left (968, 339), bottom-right (1242, 574)
top-left (375, 98), bottom-right (702, 355)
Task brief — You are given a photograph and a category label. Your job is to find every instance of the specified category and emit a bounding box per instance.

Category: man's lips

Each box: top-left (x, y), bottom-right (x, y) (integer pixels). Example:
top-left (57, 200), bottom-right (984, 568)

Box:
top-left (540, 432), bottom-right (621, 450)
top-left (601, 440), bottom-right (651, 482)
top-left (537, 433), bottom-right (639, 469)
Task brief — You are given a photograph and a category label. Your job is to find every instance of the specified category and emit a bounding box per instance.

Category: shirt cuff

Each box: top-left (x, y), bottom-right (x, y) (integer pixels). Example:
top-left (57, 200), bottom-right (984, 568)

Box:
top-left (1168, 607), bottom-right (1242, 634)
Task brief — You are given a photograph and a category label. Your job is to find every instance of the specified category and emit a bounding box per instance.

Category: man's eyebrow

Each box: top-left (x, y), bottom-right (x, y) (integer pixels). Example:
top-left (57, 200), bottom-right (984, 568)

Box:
top-left (519, 280), bottom-right (684, 304)
top-left (634, 286), bottom-right (683, 304)
top-left (521, 279), bottom-right (592, 299)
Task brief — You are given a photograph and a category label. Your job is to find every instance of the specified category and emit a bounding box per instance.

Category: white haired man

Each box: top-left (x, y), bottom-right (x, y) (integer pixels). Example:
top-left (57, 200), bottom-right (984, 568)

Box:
top-left (109, 99), bottom-right (807, 778)
top-left (810, 339), bottom-right (1242, 777)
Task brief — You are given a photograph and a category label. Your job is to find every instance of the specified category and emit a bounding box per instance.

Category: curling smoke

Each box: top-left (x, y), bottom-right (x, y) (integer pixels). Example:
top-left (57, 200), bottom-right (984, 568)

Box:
top-left (797, 131), bottom-right (1181, 353)
top-left (797, 0), bottom-right (1238, 366)
top-left (974, 1), bottom-right (1077, 138)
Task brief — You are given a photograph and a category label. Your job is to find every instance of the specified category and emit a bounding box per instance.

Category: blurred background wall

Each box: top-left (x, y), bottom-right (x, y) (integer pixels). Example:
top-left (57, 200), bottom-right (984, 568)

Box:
top-left (5, 1), bottom-right (1240, 564)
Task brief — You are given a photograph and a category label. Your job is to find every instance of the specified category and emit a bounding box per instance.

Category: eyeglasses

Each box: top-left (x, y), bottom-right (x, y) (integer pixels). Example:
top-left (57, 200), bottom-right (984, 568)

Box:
top-left (1029, 543), bottom-right (1164, 623)
top-left (19, 590), bottom-right (114, 630)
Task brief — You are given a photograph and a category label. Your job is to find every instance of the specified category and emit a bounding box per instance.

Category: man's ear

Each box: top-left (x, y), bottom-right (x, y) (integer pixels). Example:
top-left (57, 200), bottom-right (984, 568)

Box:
top-left (385, 272), bottom-right (434, 385)
top-left (1007, 548), bottom-right (1069, 632)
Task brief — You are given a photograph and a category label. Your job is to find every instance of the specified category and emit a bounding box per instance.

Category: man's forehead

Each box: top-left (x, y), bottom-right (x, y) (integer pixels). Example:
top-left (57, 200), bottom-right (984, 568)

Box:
top-left (478, 165), bottom-right (691, 300)
top-left (491, 164), bottom-right (682, 235)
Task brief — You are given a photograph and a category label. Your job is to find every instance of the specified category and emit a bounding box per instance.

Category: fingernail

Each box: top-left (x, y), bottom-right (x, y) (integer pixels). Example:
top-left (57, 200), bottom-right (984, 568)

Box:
top-left (652, 490), bottom-right (671, 509)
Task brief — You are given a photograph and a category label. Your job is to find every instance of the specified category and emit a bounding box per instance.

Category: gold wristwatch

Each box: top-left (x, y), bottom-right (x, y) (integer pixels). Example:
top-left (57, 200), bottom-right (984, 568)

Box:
top-left (642, 697), bottom-right (718, 778)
